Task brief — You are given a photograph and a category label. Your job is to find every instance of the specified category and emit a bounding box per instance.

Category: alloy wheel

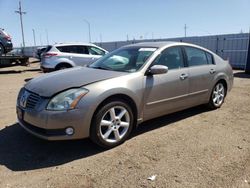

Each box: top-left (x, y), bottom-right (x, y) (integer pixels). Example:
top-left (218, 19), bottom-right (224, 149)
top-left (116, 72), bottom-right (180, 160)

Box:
top-left (212, 83), bottom-right (225, 107)
top-left (99, 106), bottom-right (130, 143)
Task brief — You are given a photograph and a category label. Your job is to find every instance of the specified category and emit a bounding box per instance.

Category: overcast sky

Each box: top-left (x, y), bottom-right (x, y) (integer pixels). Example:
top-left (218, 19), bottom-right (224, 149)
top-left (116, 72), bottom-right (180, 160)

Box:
top-left (0, 0), bottom-right (249, 47)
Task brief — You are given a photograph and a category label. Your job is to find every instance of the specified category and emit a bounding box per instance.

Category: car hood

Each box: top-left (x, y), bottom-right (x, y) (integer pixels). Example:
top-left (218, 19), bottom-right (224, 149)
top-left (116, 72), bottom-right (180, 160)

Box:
top-left (25, 67), bottom-right (128, 97)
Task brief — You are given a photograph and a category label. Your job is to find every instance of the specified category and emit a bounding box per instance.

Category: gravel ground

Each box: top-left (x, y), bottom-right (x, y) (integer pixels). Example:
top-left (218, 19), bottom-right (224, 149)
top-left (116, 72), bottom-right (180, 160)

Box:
top-left (0, 62), bottom-right (250, 188)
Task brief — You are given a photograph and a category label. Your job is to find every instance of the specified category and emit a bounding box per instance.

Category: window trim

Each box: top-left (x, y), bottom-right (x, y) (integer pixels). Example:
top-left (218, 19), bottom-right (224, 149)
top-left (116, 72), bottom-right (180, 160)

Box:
top-left (148, 46), bottom-right (186, 71)
top-left (182, 46), bottom-right (215, 67)
top-left (205, 51), bottom-right (215, 65)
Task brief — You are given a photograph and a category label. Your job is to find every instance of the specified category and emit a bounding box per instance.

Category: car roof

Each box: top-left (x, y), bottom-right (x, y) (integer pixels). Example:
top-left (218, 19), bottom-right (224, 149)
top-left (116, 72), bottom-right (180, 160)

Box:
top-left (123, 41), bottom-right (215, 53)
top-left (124, 41), bottom-right (177, 48)
top-left (54, 43), bottom-right (95, 47)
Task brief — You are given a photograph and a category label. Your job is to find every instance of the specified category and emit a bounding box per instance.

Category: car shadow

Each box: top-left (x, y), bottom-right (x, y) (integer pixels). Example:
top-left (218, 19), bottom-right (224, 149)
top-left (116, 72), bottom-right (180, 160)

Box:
top-left (0, 124), bottom-right (104, 171)
top-left (0, 68), bottom-right (41, 74)
top-left (0, 105), bottom-right (209, 172)
top-left (234, 71), bottom-right (250, 79)
top-left (133, 105), bottom-right (209, 136)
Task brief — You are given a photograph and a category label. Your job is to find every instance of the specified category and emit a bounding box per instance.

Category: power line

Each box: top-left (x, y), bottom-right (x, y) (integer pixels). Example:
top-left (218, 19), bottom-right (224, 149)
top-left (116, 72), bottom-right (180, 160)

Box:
top-left (15, 1), bottom-right (26, 47)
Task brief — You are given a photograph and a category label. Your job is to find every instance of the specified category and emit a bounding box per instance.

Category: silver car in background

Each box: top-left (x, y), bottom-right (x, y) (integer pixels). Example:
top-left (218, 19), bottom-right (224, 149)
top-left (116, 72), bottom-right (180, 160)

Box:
top-left (17, 42), bottom-right (233, 148)
top-left (40, 43), bottom-right (108, 72)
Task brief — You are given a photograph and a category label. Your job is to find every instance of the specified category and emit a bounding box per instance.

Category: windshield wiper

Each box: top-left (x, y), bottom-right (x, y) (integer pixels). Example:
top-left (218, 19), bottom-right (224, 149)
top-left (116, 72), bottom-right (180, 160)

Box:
top-left (90, 66), bottom-right (111, 70)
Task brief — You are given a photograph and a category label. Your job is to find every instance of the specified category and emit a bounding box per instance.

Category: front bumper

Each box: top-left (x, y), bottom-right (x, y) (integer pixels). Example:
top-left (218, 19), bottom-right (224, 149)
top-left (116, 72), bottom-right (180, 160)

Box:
top-left (18, 118), bottom-right (68, 140)
top-left (16, 105), bottom-right (91, 141)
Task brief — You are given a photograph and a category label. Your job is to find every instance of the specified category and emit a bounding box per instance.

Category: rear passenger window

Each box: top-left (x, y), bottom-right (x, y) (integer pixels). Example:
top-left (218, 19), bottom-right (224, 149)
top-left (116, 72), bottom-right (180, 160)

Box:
top-left (56, 46), bottom-right (72, 53)
top-left (76, 46), bottom-right (89, 54)
top-left (56, 45), bottom-right (89, 54)
top-left (153, 47), bottom-right (184, 70)
top-left (185, 47), bottom-right (208, 66)
top-left (206, 52), bottom-right (214, 64)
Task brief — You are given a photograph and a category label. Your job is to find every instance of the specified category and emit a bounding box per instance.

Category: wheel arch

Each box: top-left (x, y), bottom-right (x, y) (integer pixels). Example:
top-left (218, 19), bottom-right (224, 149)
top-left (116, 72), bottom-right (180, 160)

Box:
top-left (55, 62), bottom-right (73, 70)
top-left (90, 94), bottom-right (138, 131)
top-left (214, 77), bottom-right (228, 97)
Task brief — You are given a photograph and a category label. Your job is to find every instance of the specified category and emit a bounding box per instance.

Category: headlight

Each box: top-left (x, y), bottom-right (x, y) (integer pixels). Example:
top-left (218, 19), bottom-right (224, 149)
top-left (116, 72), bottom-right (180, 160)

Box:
top-left (47, 88), bottom-right (89, 111)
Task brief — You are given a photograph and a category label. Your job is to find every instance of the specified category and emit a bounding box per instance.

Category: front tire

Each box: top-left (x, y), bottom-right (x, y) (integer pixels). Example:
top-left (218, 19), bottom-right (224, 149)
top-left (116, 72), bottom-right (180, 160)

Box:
top-left (90, 100), bottom-right (134, 148)
top-left (208, 82), bottom-right (226, 109)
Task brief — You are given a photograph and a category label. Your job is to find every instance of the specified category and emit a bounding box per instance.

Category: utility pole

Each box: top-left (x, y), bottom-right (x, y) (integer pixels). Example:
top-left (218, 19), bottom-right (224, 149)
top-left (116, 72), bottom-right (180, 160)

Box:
top-left (184, 24), bottom-right (188, 37)
top-left (46, 29), bottom-right (49, 45)
top-left (32, 29), bottom-right (36, 46)
top-left (15, 1), bottom-right (26, 47)
top-left (40, 34), bottom-right (43, 45)
top-left (100, 34), bottom-right (102, 43)
top-left (83, 19), bottom-right (91, 43)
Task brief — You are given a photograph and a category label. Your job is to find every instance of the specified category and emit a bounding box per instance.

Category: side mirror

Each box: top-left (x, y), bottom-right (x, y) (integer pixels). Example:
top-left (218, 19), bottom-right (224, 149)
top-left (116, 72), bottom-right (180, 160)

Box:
top-left (148, 65), bottom-right (168, 75)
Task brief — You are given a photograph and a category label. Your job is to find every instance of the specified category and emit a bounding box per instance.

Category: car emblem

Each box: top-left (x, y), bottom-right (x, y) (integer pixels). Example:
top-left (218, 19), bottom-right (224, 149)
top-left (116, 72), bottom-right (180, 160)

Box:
top-left (20, 91), bottom-right (30, 108)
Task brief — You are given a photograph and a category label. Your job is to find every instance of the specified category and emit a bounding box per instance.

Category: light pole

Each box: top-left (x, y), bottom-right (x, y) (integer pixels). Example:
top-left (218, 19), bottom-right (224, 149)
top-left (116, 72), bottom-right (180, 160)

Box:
top-left (15, 1), bottom-right (26, 47)
top-left (46, 29), bottom-right (49, 45)
top-left (184, 24), bottom-right (188, 38)
top-left (32, 29), bottom-right (36, 46)
top-left (83, 19), bottom-right (91, 43)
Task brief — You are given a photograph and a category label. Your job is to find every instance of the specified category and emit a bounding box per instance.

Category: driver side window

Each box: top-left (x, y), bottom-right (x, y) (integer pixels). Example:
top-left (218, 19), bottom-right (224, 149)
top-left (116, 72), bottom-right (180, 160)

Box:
top-left (153, 47), bottom-right (184, 70)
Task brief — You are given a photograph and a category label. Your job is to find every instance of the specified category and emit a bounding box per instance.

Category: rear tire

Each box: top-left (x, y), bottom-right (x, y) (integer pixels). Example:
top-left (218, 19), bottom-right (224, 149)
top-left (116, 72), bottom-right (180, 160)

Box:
top-left (90, 100), bottom-right (134, 149)
top-left (207, 82), bottom-right (226, 109)
top-left (55, 63), bottom-right (72, 71)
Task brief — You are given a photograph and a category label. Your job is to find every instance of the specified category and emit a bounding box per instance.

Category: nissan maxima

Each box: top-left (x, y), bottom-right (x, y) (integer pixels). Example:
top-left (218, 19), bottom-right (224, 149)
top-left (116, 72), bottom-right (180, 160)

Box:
top-left (16, 42), bottom-right (233, 148)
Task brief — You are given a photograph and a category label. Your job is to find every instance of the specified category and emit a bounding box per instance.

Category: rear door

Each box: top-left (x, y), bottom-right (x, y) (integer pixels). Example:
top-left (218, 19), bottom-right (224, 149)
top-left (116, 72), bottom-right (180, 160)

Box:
top-left (183, 46), bottom-right (216, 105)
top-left (56, 45), bottom-right (93, 66)
top-left (143, 46), bottom-right (190, 120)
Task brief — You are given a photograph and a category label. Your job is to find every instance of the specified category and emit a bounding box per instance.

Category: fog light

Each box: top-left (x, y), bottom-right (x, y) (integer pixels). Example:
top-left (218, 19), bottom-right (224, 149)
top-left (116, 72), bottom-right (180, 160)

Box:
top-left (65, 127), bottom-right (74, 135)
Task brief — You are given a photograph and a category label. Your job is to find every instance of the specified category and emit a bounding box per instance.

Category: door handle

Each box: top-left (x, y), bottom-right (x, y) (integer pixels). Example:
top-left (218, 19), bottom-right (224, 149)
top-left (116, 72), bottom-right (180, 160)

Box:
top-left (180, 73), bottom-right (188, 80)
top-left (210, 69), bottom-right (216, 74)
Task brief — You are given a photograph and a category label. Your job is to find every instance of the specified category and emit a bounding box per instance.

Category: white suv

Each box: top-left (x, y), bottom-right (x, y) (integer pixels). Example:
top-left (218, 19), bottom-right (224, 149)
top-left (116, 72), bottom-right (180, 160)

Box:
top-left (40, 43), bottom-right (108, 72)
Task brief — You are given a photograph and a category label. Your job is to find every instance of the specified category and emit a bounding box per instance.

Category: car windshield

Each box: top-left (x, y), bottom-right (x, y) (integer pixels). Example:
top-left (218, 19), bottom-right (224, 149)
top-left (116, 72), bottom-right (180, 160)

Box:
top-left (89, 47), bottom-right (157, 72)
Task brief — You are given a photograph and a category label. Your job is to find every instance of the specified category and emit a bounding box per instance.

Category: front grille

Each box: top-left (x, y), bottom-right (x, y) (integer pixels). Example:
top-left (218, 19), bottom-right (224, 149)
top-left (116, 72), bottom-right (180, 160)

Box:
top-left (20, 119), bottom-right (66, 136)
top-left (26, 92), bottom-right (41, 109)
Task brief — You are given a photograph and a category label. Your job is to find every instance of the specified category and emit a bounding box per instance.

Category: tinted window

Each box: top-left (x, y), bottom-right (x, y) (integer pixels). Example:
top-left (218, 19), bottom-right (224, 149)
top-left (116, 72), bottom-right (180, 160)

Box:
top-left (57, 45), bottom-right (89, 54)
top-left (56, 46), bottom-right (72, 53)
top-left (185, 47), bottom-right (208, 66)
top-left (153, 47), bottom-right (184, 70)
top-left (76, 46), bottom-right (89, 54)
top-left (206, 52), bottom-right (214, 64)
top-left (88, 46), bottom-right (105, 55)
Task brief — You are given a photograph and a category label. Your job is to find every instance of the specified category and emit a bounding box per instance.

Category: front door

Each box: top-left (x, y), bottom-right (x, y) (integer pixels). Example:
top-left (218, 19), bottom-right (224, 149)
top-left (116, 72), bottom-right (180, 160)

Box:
top-left (143, 46), bottom-right (190, 121)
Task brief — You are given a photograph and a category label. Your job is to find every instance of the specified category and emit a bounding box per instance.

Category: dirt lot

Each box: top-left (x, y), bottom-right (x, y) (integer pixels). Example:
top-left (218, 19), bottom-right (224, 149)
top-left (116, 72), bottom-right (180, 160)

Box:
top-left (0, 62), bottom-right (250, 188)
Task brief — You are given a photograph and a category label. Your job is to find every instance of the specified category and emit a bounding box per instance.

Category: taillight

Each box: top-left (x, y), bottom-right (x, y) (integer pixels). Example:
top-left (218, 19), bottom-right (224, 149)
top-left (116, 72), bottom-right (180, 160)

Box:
top-left (44, 53), bottom-right (58, 58)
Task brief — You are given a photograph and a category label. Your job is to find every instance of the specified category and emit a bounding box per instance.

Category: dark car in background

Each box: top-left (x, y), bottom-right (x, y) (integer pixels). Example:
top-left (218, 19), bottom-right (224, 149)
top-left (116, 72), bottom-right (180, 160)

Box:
top-left (36, 46), bottom-right (47, 60)
top-left (0, 28), bottom-right (13, 56)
